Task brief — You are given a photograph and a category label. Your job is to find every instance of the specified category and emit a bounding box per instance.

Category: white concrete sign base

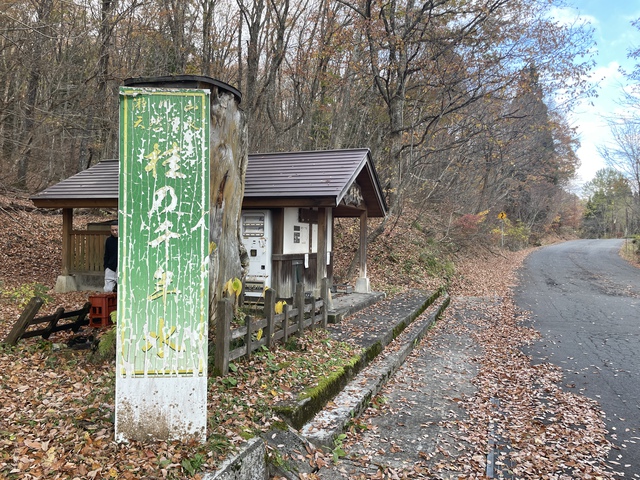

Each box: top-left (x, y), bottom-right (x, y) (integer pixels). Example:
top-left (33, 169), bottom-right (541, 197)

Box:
top-left (115, 376), bottom-right (207, 443)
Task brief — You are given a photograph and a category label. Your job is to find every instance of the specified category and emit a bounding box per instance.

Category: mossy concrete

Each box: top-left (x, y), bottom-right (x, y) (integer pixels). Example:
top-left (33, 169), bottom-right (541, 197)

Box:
top-left (301, 293), bottom-right (450, 448)
top-left (274, 289), bottom-right (446, 431)
top-left (202, 437), bottom-right (267, 480)
top-left (273, 354), bottom-right (363, 430)
top-left (205, 288), bottom-right (451, 478)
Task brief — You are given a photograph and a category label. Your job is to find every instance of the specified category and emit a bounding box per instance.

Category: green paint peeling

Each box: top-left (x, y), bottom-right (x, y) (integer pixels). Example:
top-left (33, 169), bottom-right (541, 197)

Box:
top-left (118, 87), bottom-right (210, 378)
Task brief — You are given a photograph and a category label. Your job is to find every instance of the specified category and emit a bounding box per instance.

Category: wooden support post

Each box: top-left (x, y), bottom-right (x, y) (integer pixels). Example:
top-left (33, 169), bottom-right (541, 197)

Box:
top-left (321, 277), bottom-right (329, 328)
top-left (355, 210), bottom-right (370, 293)
top-left (4, 297), bottom-right (44, 346)
top-left (61, 209), bottom-right (73, 276)
top-left (295, 282), bottom-right (305, 336)
top-left (359, 210), bottom-right (367, 279)
top-left (316, 208), bottom-right (329, 295)
top-left (265, 288), bottom-right (275, 349)
top-left (215, 299), bottom-right (232, 375)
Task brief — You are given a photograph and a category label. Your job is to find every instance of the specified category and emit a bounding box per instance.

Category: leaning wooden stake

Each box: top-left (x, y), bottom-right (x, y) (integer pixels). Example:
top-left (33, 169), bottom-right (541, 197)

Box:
top-left (43, 307), bottom-right (65, 340)
top-left (4, 297), bottom-right (44, 346)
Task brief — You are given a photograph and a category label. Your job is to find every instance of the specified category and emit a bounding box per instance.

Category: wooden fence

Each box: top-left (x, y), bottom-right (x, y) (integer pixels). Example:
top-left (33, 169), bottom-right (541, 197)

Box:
top-left (214, 279), bottom-right (330, 375)
top-left (69, 230), bottom-right (107, 273)
top-left (4, 297), bottom-right (91, 346)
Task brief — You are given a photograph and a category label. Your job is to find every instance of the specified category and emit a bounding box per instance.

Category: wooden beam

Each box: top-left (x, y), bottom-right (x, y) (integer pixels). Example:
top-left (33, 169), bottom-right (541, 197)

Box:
top-left (31, 199), bottom-right (118, 209)
top-left (242, 198), bottom-right (335, 209)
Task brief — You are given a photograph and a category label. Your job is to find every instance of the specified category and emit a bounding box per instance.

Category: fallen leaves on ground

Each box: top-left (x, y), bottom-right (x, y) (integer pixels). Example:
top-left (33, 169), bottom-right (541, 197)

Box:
top-left (326, 248), bottom-right (613, 479)
top-left (0, 197), bottom-right (363, 478)
top-left (1, 193), bottom-right (612, 478)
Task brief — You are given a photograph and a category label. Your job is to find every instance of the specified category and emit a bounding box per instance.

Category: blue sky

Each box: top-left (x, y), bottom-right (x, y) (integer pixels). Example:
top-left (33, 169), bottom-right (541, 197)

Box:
top-left (556, 1), bottom-right (640, 190)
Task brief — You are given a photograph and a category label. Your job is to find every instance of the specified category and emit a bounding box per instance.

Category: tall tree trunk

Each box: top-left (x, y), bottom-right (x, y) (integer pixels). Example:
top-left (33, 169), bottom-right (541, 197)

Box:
top-left (239, 0), bottom-right (265, 138)
top-left (200, 0), bottom-right (215, 76)
top-left (17, 0), bottom-right (53, 189)
top-left (78, 0), bottom-right (116, 171)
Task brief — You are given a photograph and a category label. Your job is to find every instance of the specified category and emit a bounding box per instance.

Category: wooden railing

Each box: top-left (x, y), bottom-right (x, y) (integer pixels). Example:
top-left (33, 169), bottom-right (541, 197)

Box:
top-left (3, 297), bottom-right (91, 346)
top-left (69, 230), bottom-right (108, 273)
top-left (214, 280), bottom-right (329, 375)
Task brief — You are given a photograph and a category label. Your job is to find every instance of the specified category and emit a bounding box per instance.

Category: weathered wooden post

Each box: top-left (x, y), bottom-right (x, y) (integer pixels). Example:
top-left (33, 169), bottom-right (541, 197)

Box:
top-left (355, 210), bottom-right (370, 293)
top-left (321, 277), bottom-right (329, 328)
top-left (283, 305), bottom-right (290, 342)
top-left (245, 315), bottom-right (253, 358)
top-left (3, 297), bottom-right (43, 346)
top-left (115, 75), bottom-right (245, 443)
top-left (295, 282), bottom-right (305, 335)
top-left (215, 299), bottom-right (232, 375)
top-left (264, 288), bottom-right (276, 349)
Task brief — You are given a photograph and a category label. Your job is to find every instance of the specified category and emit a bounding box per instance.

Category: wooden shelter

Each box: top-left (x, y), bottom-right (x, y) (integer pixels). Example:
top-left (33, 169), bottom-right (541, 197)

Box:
top-left (31, 149), bottom-right (387, 296)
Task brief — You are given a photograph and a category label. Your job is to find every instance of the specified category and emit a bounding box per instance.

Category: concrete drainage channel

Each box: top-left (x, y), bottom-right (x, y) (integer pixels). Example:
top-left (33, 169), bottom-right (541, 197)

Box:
top-left (203, 291), bottom-right (450, 480)
top-left (204, 437), bottom-right (267, 480)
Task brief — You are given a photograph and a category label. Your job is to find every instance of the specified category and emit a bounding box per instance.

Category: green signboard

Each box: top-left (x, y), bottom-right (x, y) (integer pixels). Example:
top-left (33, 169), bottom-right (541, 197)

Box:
top-left (118, 87), bottom-right (210, 377)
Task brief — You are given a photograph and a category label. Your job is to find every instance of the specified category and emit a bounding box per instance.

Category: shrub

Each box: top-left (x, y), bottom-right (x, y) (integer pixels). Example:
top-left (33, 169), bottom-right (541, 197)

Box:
top-left (453, 210), bottom-right (489, 235)
top-left (492, 218), bottom-right (531, 251)
top-left (1, 282), bottom-right (53, 309)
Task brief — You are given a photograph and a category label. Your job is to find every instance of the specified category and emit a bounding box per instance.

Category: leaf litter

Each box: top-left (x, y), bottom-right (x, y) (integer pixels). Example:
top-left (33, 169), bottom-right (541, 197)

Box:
top-left (0, 195), bottom-right (614, 478)
top-left (302, 249), bottom-right (613, 479)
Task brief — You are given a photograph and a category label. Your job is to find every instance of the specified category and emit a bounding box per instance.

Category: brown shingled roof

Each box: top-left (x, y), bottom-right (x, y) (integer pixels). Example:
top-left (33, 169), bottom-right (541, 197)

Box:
top-left (30, 149), bottom-right (387, 217)
top-left (30, 159), bottom-right (119, 208)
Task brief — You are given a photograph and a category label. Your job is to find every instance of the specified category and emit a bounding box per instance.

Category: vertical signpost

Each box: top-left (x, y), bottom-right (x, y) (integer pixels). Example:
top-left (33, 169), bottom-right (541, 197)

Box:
top-left (498, 211), bottom-right (507, 248)
top-left (115, 87), bottom-right (210, 442)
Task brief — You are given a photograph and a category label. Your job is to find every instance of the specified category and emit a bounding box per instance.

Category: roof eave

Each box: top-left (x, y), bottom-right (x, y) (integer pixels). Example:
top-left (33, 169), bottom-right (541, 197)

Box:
top-left (334, 150), bottom-right (387, 218)
top-left (242, 197), bottom-right (337, 209)
top-left (30, 198), bottom-right (118, 209)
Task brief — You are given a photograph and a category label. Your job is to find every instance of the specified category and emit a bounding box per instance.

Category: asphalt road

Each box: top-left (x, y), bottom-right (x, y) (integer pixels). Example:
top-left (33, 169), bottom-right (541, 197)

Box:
top-left (515, 239), bottom-right (640, 478)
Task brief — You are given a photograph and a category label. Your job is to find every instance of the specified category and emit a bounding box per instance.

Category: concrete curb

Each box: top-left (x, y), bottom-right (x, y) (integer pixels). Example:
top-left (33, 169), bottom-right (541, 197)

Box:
top-left (300, 294), bottom-right (450, 448)
top-left (275, 290), bottom-right (441, 430)
top-left (202, 437), bottom-right (267, 480)
top-left (327, 291), bottom-right (386, 324)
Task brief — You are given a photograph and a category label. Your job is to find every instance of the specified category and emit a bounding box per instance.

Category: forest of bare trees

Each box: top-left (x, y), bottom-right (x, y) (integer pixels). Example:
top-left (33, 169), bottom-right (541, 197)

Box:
top-left (580, 23), bottom-right (640, 240)
top-left (1, 0), bottom-right (598, 240)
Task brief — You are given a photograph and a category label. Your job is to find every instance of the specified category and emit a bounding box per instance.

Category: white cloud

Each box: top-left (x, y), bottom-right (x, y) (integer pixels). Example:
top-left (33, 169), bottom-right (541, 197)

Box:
top-left (557, 2), bottom-right (640, 189)
top-left (548, 6), bottom-right (596, 27)
top-left (590, 61), bottom-right (623, 85)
